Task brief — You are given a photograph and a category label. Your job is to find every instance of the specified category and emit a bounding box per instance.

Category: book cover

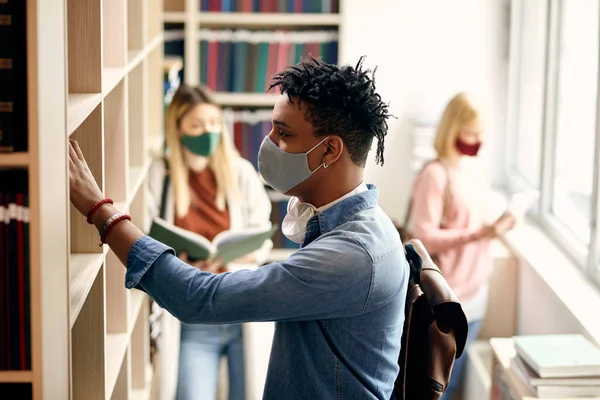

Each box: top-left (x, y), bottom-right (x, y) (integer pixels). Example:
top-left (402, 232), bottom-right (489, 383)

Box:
top-left (515, 334), bottom-right (600, 378)
top-left (148, 217), bottom-right (277, 265)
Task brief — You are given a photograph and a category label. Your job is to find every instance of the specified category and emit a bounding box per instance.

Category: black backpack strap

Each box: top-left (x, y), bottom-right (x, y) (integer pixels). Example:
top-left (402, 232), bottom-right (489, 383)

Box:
top-left (404, 243), bottom-right (423, 285)
top-left (159, 157), bottom-right (170, 220)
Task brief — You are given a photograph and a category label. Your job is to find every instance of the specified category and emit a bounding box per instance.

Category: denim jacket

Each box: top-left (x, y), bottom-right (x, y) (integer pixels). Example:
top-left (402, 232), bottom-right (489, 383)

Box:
top-left (125, 184), bottom-right (409, 399)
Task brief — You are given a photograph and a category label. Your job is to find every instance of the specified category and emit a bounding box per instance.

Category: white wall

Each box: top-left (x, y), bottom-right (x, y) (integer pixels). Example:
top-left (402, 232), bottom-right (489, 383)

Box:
top-left (340, 0), bottom-right (510, 221)
top-left (516, 260), bottom-right (586, 336)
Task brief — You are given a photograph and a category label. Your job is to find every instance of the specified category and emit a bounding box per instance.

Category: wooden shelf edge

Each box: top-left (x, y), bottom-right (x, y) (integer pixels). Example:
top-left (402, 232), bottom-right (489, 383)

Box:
top-left (196, 12), bottom-right (341, 27)
top-left (105, 333), bottom-right (128, 398)
top-left (146, 33), bottom-right (164, 54)
top-left (130, 364), bottom-right (153, 400)
top-left (127, 165), bottom-right (146, 205)
top-left (102, 67), bottom-right (126, 98)
top-left (125, 135), bottom-right (165, 208)
top-left (212, 92), bottom-right (280, 107)
top-left (70, 253), bottom-right (104, 327)
top-left (0, 370), bottom-right (33, 383)
top-left (163, 11), bottom-right (186, 23)
top-left (130, 388), bottom-right (150, 400)
top-left (127, 50), bottom-right (145, 74)
top-left (128, 290), bottom-right (145, 334)
top-left (0, 152), bottom-right (30, 167)
top-left (127, 34), bottom-right (164, 74)
top-left (67, 93), bottom-right (102, 136)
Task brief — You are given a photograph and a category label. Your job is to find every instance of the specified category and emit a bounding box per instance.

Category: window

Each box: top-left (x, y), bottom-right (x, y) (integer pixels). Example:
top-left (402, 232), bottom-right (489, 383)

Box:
top-left (508, 0), bottom-right (548, 188)
top-left (507, 0), bottom-right (600, 279)
top-left (550, 0), bottom-right (599, 245)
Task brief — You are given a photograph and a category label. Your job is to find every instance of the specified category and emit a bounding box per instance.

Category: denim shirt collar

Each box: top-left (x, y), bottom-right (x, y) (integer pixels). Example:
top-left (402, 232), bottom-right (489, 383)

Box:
top-left (302, 184), bottom-right (379, 247)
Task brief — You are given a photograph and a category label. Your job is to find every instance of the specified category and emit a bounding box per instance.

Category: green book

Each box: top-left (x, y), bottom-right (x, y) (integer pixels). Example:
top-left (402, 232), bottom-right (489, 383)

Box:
top-left (148, 217), bottom-right (278, 265)
top-left (514, 334), bottom-right (600, 378)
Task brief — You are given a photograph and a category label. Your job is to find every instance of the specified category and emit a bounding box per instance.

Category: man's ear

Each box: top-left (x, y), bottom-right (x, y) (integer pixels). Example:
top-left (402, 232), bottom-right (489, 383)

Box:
top-left (323, 136), bottom-right (344, 167)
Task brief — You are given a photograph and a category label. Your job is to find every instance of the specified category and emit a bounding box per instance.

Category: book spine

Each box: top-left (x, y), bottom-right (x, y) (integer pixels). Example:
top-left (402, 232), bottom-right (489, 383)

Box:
top-left (0, 0), bottom-right (27, 152)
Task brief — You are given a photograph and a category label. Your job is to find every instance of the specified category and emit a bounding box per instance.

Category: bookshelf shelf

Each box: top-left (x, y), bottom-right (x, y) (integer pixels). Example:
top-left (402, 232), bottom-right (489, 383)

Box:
top-left (103, 68), bottom-right (126, 98)
top-left (105, 333), bottom-right (128, 397)
top-left (67, 93), bottom-right (102, 136)
top-left (128, 50), bottom-right (145, 71)
top-left (163, 11), bottom-right (341, 27)
top-left (163, 11), bottom-right (186, 22)
top-left (198, 12), bottom-right (341, 27)
top-left (130, 388), bottom-right (150, 400)
top-left (128, 166), bottom-right (145, 201)
top-left (212, 92), bottom-right (280, 107)
top-left (69, 253), bottom-right (104, 327)
top-left (129, 290), bottom-right (146, 330)
top-left (128, 34), bottom-right (164, 73)
top-left (0, 371), bottom-right (33, 383)
top-left (0, 152), bottom-right (30, 167)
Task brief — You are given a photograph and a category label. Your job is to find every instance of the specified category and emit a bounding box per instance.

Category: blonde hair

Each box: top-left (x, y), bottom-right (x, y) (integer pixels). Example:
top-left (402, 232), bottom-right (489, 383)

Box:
top-left (434, 92), bottom-right (480, 159)
top-left (165, 84), bottom-right (240, 218)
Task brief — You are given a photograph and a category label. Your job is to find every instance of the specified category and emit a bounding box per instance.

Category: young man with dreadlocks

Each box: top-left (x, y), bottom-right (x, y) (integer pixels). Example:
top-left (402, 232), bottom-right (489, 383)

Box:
top-left (68, 57), bottom-right (410, 399)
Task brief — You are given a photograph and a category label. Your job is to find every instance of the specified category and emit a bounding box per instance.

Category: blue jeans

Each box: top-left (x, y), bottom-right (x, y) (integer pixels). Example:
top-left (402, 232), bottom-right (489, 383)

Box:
top-left (441, 319), bottom-right (483, 400)
top-left (176, 323), bottom-right (246, 400)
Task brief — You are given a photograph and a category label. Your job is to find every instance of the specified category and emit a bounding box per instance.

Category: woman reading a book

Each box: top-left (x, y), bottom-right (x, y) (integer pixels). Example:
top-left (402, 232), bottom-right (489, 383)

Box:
top-left (408, 92), bottom-right (516, 399)
top-left (147, 84), bottom-right (272, 400)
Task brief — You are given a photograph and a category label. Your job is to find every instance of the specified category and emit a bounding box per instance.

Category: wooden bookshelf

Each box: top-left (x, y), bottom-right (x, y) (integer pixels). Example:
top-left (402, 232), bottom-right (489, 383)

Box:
top-left (4, 0), bottom-right (165, 398)
top-left (212, 92), bottom-right (280, 107)
top-left (0, 371), bottom-right (33, 383)
top-left (163, 0), bottom-right (343, 86)
top-left (164, 11), bottom-right (341, 27)
top-left (0, 152), bottom-right (30, 167)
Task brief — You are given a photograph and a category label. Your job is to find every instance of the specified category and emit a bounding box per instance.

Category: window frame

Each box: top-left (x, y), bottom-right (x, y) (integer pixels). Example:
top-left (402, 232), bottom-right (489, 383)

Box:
top-left (506, 0), bottom-right (600, 282)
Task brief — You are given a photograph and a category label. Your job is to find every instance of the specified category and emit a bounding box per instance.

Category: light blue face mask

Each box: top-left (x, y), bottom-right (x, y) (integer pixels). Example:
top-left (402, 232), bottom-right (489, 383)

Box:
top-left (258, 136), bottom-right (330, 194)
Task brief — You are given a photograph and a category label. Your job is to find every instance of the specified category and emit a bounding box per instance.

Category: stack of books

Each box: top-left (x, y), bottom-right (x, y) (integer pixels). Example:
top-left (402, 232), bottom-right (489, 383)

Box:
top-left (510, 334), bottom-right (600, 398)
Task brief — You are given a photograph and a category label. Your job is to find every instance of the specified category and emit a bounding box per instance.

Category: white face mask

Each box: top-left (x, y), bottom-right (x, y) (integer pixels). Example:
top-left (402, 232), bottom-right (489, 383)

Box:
top-left (282, 182), bottom-right (369, 244)
top-left (282, 198), bottom-right (317, 244)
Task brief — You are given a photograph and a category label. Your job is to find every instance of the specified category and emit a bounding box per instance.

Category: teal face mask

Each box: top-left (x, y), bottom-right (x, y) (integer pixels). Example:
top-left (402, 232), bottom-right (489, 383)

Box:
top-left (181, 132), bottom-right (221, 157)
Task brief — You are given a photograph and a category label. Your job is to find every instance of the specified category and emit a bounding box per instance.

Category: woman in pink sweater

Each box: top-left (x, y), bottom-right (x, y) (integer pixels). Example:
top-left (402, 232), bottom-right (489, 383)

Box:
top-left (410, 92), bottom-right (514, 399)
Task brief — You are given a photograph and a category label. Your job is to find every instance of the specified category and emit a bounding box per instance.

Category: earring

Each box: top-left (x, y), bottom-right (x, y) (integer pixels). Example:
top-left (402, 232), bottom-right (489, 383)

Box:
top-left (323, 162), bottom-right (329, 169)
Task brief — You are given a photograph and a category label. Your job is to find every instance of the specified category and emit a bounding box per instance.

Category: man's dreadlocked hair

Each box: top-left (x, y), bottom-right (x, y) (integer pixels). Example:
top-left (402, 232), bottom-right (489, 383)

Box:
top-left (268, 56), bottom-right (393, 166)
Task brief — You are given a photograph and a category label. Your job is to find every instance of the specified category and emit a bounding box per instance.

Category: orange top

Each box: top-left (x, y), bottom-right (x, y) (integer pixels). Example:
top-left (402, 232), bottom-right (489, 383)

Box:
top-left (174, 168), bottom-right (230, 242)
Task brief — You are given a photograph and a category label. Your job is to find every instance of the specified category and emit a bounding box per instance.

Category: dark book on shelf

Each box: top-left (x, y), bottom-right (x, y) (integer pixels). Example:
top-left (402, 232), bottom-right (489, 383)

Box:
top-left (0, 0), bottom-right (28, 152)
top-left (0, 169), bottom-right (31, 371)
top-left (0, 383), bottom-right (32, 400)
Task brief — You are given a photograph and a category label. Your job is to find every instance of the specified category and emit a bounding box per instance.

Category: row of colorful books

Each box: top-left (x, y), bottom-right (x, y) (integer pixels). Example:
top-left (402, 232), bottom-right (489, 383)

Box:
top-left (0, 169), bottom-right (31, 371)
top-left (0, 0), bottom-right (28, 152)
top-left (200, 0), bottom-right (339, 13)
top-left (164, 29), bottom-right (338, 93)
top-left (231, 111), bottom-right (270, 170)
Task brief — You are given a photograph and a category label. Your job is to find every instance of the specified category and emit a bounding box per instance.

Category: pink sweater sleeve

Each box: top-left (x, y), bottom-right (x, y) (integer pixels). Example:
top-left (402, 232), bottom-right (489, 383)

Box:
top-left (410, 163), bottom-right (480, 254)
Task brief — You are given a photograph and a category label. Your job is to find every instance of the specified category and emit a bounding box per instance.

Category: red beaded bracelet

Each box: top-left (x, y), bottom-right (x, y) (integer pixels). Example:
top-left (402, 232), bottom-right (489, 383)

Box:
top-left (98, 213), bottom-right (131, 247)
top-left (87, 198), bottom-right (114, 225)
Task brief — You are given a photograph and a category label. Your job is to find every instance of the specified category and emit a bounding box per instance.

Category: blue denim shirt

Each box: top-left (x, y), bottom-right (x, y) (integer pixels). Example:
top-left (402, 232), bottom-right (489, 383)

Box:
top-left (125, 184), bottom-right (409, 399)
